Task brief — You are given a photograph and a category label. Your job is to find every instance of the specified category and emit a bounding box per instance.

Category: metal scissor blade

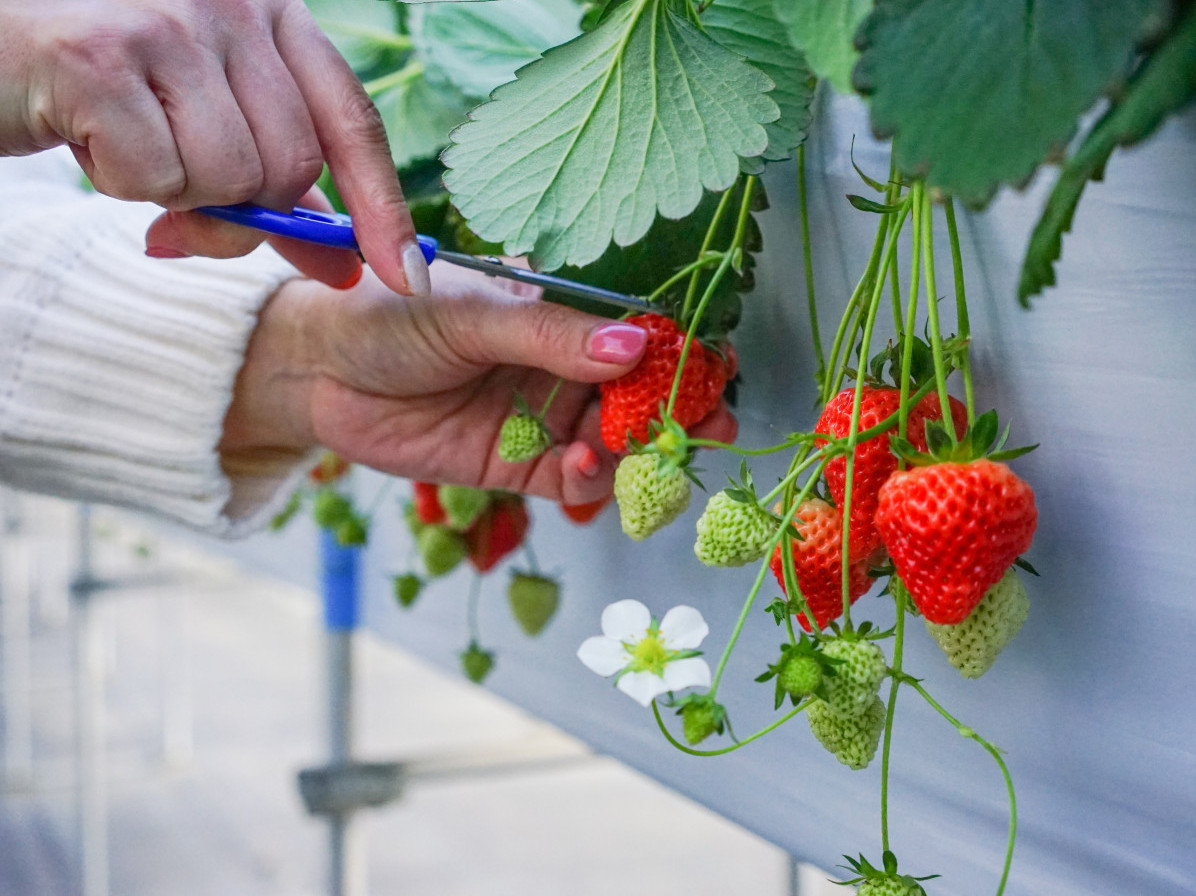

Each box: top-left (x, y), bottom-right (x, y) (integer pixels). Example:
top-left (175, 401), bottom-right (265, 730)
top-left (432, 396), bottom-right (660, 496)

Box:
top-left (433, 249), bottom-right (652, 313)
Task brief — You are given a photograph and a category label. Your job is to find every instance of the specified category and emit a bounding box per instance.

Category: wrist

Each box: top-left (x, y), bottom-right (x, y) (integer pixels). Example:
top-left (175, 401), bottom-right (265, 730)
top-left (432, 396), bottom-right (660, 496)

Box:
top-left (219, 277), bottom-right (323, 476)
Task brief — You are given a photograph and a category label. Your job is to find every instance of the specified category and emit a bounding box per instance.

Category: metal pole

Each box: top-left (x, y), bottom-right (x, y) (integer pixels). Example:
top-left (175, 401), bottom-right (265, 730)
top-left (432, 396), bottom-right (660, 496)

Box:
top-left (1, 505), bottom-right (34, 789)
top-left (72, 505), bottom-right (109, 896)
top-left (321, 530), bottom-right (365, 896)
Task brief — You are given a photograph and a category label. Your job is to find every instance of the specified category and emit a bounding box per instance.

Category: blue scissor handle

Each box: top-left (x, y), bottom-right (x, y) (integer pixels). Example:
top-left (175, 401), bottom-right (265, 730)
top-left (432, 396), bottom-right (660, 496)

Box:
top-left (199, 203), bottom-right (438, 265)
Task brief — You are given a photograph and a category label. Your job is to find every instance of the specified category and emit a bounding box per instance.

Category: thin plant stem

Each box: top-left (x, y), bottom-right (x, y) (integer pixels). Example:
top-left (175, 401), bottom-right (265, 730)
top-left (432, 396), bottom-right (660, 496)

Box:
top-left (898, 182), bottom-right (924, 448)
top-left (538, 378), bottom-right (565, 416)
top-left (653, 699), bottom-right (812, 757)
top-left (682, 186), bottom-right (738, 322)
top-left (879, 583), bottom-right (909, 851)
top-left (466, 574), bottom-right (482, 643)
top-left (798, 145), bottom-right (825, 375)
top-left (823, 212), bottom-right (892, 403)
top-left (944, 199), bottom-right (976, 424)
top-left (920, 190), bottom-right (953, 426)
top-left (645, 254), bottom-right (725, 305)
top-left (362, 60), bottom-right (424, 96)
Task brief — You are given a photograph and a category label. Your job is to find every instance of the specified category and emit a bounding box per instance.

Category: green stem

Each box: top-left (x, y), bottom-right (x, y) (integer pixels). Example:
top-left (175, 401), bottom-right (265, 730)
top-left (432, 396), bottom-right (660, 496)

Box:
top-left (645, 254), bottom-right (725, 305)
top-left (897, 182), bottom-right (924, 447)
top-left (920, 190), bottom-right (953, 428)
top-left (907, 678), bottom-right (1018, 896)
top-left (684, 437), bottom-right (807, 456)
top-left (798, 145), bottom-right (825, 376)
top-left (538, 378), bottom-right (565, 417)
top-left (682, 185), bottom-right (738, 322)
top-left (944, 199), bottom-right (976, 425)
top-left (653, 698), bottom-right (812, 757)
top-left (884, 162), bottom-right (904, 336)
top-left (362, 60), bottom-right (424, 97)
top-left (822, 212), bottom-right (891, 403)
top-left (522, 539), bottom-right (541, 575)
top-left (314, 20), bottom-right (413, 52)
top-left (365, 477), bottom-right (396, 519)
top-left (879, 583), bottom-right (909, 852)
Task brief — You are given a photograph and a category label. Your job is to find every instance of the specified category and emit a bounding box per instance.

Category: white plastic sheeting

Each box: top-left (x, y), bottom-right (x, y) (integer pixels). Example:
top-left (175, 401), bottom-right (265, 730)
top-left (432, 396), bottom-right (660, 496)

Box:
top-left (221, 93), bottom-right (1196, 894)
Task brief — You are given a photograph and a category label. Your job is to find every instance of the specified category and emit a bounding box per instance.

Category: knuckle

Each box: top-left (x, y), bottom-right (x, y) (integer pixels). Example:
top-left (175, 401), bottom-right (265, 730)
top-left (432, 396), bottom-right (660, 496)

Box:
top-left (334, 85), bottom-right (390, 151)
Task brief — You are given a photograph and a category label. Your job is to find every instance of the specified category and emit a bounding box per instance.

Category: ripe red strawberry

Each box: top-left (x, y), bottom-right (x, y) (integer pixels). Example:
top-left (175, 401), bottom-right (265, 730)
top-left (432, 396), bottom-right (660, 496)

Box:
top-left (465, 496), bottom-right (530, 573)
top-left (599, 313), bottom-right (730, 453)
top-left (816, 387), bottom-right (967, 557)
top-left (560, 497), bottom-right (610, 524)
top-left (769, 498), bottom-right (872, 632)
top-left (875, 459), bottom-right (1037, 624)
top-left (412, 481), bottom-right (446, 525)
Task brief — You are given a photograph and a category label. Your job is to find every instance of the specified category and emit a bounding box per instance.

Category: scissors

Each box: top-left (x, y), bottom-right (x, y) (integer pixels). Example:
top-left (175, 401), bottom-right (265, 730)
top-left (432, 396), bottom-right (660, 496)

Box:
top-left (198, 204), bottom-right (651, 313)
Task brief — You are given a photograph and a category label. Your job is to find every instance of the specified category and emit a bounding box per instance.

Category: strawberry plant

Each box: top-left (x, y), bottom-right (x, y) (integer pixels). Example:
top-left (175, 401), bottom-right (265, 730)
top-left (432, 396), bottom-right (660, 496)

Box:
top-left (265, 3), bottom-right (1196, 891)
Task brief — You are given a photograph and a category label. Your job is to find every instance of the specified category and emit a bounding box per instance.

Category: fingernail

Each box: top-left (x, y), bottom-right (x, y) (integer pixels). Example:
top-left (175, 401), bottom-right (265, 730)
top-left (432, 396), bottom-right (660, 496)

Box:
top-left (145, 246), bottom-right (190, 259)
top-left (587, 323), bottom-right (647, 363)
top-left (577, 446), bottom-right (601, 478)
top-left (401, 241), bottom-right (431, 297)
top-left (334, 263), bottom-right (364, 291)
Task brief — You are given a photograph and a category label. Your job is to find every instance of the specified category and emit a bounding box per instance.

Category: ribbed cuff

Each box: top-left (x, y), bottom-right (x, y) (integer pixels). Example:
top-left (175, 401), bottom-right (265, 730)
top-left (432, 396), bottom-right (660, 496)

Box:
top-left (0, 194), bottom-right (312, 537)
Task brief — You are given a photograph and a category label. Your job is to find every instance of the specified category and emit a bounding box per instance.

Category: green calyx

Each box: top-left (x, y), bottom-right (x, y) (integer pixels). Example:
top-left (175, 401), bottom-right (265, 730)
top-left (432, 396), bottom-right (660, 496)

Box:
top-left (891, 408), bottom-right (1036, 466)
top-left (839, 851), bottom-right (938, 895)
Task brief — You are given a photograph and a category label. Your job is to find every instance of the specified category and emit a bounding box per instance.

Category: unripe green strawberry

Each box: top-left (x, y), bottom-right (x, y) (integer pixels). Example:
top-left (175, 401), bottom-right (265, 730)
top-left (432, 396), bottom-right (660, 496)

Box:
top-left (694, 490), bottom-right (776, 567)
top-left (925, 568), bottom-right (1029, 678)
top-left (417, 524), bottom-right (468, 577)
top-left (312, 489), bottom-right (353, 528)
top-left (858, 876), bottom-right (925, 896)
top-left (778, 653), bottom-right (822, 697)
top-left (392, 573), bottom-right (423, 608)
top-left (437, 485), bottom-right (491, 531)
top-left (821, 637), bottom-right (886, 718)
top-left (335, 516), bottom-right (368, 546)
top-left (613, 453), bottom-right (691, 540)
top-left (498, 413), bottom-right (552, 463)
top-left (681, 701), bottom-right (718, 745)
top-left (459, 642), bottom-right (494, 683)
top-left (507, 572), bottom-right (560, 636)
top-left (807, 695), bottom-right (885, 769)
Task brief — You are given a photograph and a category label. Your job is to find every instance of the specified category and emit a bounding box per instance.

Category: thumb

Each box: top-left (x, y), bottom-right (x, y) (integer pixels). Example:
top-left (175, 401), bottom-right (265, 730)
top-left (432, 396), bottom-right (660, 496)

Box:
top-left (452, 297), bottom-right (649, 383)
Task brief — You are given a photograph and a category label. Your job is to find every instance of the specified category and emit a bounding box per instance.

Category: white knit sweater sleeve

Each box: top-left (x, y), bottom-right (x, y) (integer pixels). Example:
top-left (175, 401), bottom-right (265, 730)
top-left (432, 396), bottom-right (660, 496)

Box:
top-left (0, 150), bottom-right (317, 537)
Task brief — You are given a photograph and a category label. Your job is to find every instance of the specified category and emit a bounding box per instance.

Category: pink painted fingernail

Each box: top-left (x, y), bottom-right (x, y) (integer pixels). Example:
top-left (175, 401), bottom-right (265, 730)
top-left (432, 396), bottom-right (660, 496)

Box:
top-left (577, 446), bottom-right (601, 478)
top-left (145, 246), bottom-right (190, 259)
top-left (587, 323), bottom-right (646, 363)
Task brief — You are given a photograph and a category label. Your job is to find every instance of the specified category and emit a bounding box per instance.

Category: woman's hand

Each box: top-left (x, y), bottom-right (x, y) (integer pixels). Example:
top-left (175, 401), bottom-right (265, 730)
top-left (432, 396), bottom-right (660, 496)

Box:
top-left (0, 0), bottom-right (424, 295)
top-left (220, 266), bottom-right (738, 504)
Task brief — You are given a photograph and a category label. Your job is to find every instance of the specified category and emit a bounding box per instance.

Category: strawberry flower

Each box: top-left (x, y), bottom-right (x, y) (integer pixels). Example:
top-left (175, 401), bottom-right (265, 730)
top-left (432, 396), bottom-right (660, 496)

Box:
top-left (577, 599), bottom-right (711, 706)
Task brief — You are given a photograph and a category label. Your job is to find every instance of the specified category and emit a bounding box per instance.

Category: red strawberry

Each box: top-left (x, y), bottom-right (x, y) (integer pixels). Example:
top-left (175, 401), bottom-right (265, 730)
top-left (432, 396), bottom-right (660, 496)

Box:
top-left (465, 496), bottom-right (530, 573)
top-left (599, 313), bottom-right (730, 453)
top-left (874, 459), bottom-right (1037, 624)
top-left (560, 497), bottom-right (610, 524)
top-left (412, 481), bottom-right (446, 525)
top-left (769, 498), bottom-right (872, 632)
top-left (816, 387), bottom-right (967, 557)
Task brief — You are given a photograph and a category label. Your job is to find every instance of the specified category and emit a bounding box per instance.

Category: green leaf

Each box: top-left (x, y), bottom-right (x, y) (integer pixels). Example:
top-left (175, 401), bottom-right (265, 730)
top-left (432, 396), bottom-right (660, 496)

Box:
top-left (846, 193), bottom-right (902, 213)
top-left (1019, 3), bottom-right (1196, 305)
top-left (409, 0), bottom-right (583, 99)
top-left (306, 0), bottom-right (407, 75)
top-left (371, 67), bottom-right (472, 169)
top-left (700, 0), bottom-right (816, 172)
top-left (775, 0), bottom-right (873, 95)
top-left (854, 0), bottom-right (1173, 206)
top-left (441, 0), bottom-right (778, 270)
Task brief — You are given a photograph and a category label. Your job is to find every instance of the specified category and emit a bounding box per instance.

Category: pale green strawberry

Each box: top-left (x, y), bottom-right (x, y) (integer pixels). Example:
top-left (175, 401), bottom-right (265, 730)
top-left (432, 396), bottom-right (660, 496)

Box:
top-left (437, 485), bottom-right (491, 531)
top-left (459, 642), bottom-right (494, 683)
top-left (498, 413), bottom-right (552, 463)
top-left (682, 701), bottom-right (717, 745)
top-left (822, 637), bottom-right (887, 718)
top-left (613, 454), bottom-right (691, 540)
top-left (778, 653), bottom-right (822, 698)
top-left (417, 525), bottom-right (468, 577)
top-left (507, 572), bottom-right (560, 636)
top-left (694, 490), bottom-right (776, 567)
top-left (807, 695), bottom-right (885, 769)
top-left (925, 568), bottom-right (1029, 678)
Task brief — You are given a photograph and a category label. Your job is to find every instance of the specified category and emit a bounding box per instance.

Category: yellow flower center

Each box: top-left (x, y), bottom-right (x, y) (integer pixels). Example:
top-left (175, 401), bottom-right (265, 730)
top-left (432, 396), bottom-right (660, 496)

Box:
top-left (627, 628), bottom-right (674, 676)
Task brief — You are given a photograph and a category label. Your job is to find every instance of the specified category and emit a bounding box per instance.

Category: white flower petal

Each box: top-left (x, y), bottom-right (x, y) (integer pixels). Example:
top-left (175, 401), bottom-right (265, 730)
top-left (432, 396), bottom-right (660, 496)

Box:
top-left (577, 636), bottom-right (629, 677)
top-left (615, 670), bottom-right (669, 707)
top-left (659, 605), bottom-right (708, 650)
top-left (600, 599), bottom-right (651, 642)
top-left (661, 657), bottom-right (711, 693)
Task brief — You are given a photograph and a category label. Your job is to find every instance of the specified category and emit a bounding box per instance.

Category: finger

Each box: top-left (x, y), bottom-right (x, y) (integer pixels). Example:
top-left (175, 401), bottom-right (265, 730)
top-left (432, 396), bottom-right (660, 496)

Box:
top-left (440, 291), bottom-right (649, 383)
top-left (689, 400), bottom-right (739, 445)
top-left (274, 4), bottom-right (425, 297)
top-left (263, 187), bottom-right (362, 288)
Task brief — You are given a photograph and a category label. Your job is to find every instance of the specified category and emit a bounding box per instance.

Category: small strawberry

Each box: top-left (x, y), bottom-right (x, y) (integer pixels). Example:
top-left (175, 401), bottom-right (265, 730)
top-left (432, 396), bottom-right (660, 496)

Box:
top-left (924, 569), bottom-right (1030, 678)
top-left (756, 635), bottom-right (830, 708)
top-left (599, 313), bottom-right (730, 453)
top-left (308, 451), bottom-right (350, 485)
top-left (312, 489), bottom-right (353, 529)
top-left (778, 653), bottom-right (823, 698)
top-left (821, 636), bottom-right (887, 719)
top-left (459, 642), bottom-right (495, 683)
top-left (560, 497), bottom-right (611, 524)
top-left (412, 481), bottom-right (446, 526)
top-left (807, 694), bottom-right (885, 769)
top-left (465, 496), bottom-right (530, 572)
top-left (417, 524), bottom-right (468, 577)
top-left (815, 387), bottom-right (966, 557)
top-left (841, 853), bottom-right (935, 896)
top-left (613, 453), bottom-right (691, 540)
top-left (694, 467), bottom-right (776, 567)
top-left (769, 498), bottom-right (872, 632)
top-left (392, 573), bottom-right (423, 608)
top-left (438, 485), bottom-right (492, 531)
top-left (334, 515), bottom-right (368, 547)
top-left (675, 694), bottom-right (727, 746)
top-left (507, 571), bottom-right (560, 636)
top-left (875, 459), bottom-right (1036, 624)
top-left (498, 413), bottom-right (552, 462)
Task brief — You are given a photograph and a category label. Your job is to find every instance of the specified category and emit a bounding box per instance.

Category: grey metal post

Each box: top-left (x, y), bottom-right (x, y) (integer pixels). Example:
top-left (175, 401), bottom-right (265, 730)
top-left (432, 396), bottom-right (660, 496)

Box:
top-left (327, 627), bottom-right (365, 896)
top-left (1, 506), bottom-right (34, 789)
top-left (72, 505), bottom-right (109, 896)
